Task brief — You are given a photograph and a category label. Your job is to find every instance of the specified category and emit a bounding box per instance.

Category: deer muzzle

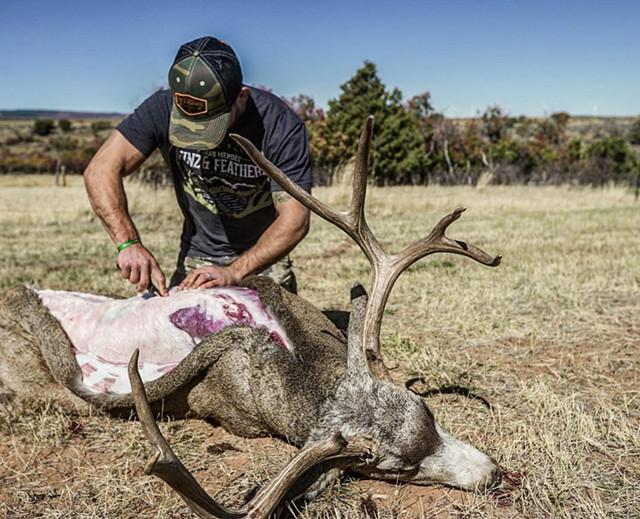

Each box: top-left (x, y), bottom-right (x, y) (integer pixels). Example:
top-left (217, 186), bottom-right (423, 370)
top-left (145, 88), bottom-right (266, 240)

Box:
top-left (414, 423), bottom-right (501, 491)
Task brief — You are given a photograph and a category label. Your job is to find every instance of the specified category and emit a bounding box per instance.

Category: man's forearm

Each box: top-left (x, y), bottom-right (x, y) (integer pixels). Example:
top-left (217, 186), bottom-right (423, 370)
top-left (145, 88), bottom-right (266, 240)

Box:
top-left (83, 136), bottom-right (141, 245)
top-left (85, 167), bottom-right (138, 245)
top-left (229, 211), bottom-right (309, 280)
top-left (82, 131), bottom-right (167, 294)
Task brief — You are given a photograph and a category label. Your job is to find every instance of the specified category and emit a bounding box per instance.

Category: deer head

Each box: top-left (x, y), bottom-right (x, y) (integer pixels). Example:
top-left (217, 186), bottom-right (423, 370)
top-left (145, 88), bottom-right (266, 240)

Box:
top-left (127, 117), bottom-right (502, 518)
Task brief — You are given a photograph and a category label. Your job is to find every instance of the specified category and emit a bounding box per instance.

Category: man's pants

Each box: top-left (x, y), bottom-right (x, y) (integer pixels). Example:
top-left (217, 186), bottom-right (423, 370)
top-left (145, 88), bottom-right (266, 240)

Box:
top-left (169, 255), bottom-right (298, 294)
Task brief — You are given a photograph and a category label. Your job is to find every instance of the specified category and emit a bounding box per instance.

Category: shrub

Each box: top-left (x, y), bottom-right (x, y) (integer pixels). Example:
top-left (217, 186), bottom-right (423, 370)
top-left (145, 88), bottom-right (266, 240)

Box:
top-left (550, 111), bottom-right (570, 128)
top-left (33, 119), bottom-right (55, 136)
top-left (481, 105), bottom-right (510, 143)
top-left (91, 120), bottom-right (112, 134)
top-left (61, 145), bottom-right (99, 173)
top-left (628, 118), bottom-right (640, 145)
top-left (584, 137), bottom-right (637, 183)
top-left (50, 136), bottom-right (79, 151)
top-left (491, 139), bottom-right (520, 164)
top-left (565, 138), bottom-right (583, 163)
top-left (58, 119), bottom-right (72, 132)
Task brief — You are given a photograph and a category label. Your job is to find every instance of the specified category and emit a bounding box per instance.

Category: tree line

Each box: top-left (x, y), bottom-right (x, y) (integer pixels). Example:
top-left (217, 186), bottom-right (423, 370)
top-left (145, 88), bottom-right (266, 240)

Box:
top-left (287, 62), bottom-right (639, 187)
top-left (2, 61), bottom-right (639, 187)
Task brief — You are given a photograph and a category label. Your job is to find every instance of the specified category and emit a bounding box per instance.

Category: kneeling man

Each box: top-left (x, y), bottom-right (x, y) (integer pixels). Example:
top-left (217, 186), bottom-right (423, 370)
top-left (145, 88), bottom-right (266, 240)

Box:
top-left (84, 36), bottom-right (312, 296)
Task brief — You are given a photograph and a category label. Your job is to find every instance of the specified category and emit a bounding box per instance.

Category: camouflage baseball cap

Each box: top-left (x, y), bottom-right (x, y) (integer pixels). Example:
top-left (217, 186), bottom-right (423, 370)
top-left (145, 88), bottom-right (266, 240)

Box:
top-left (168, 37), bottom-right (243, 150)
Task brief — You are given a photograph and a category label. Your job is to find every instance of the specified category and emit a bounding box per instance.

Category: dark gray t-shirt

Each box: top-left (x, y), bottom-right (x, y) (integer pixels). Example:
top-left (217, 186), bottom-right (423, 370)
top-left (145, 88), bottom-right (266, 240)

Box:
top-left (117, 87), bottom-right (312, 260)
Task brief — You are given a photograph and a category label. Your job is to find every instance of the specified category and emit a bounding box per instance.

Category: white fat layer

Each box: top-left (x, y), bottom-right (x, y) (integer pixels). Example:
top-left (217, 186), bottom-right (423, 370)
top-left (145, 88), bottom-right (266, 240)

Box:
top-left (418, 422), bottom-right (497, 490)
top-left (36, 287), bottom-right (292, 394)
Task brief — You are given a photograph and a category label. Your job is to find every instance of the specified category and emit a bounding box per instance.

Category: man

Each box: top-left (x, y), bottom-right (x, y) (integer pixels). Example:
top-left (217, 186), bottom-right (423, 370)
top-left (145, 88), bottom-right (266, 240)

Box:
top-left (84, 37), bottom-right (312, 296)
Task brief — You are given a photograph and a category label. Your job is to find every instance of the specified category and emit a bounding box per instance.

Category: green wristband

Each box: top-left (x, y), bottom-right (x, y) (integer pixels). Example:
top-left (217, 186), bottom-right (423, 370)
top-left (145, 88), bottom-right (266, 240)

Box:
top-left (117, 239), bottom-right (140, 253)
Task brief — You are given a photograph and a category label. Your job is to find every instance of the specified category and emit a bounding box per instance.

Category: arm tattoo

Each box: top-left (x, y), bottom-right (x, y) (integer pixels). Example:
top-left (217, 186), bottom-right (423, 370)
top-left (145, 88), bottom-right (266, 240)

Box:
top-left (273, 191), bottom-right (292, 204)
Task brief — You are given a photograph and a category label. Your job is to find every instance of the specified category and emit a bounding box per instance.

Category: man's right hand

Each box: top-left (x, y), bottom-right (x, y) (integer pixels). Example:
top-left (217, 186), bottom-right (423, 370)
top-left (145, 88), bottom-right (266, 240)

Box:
top-left (117, 244), bottom-right (168, 296)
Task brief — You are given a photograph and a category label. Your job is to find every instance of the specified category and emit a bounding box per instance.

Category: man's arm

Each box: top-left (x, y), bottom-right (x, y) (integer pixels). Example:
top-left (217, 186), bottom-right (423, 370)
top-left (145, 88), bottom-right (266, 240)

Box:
top-left (83, 131), bottom-right (168, 295)
top-left (177, 192), bottom-right (310, 289)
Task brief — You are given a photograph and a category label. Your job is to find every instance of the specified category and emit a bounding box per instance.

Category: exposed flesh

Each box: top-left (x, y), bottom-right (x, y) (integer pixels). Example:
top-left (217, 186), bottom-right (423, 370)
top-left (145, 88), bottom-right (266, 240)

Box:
top-left (37, 287), bottom-right (292, 394)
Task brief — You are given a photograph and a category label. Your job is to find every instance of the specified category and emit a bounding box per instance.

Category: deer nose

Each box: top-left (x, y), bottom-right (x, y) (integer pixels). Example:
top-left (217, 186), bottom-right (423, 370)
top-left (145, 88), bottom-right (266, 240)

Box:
top-left (472, 462), bottom-right (502, 492)
top-left (487, 466), bottom-right (502, 489)
top-left (485, 465), bottom-right (502, 490)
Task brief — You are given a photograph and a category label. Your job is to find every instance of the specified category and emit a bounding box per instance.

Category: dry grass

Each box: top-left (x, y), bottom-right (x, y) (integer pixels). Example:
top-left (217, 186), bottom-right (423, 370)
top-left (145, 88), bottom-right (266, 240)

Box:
top-left (0, 175), bottom-right (638, 518)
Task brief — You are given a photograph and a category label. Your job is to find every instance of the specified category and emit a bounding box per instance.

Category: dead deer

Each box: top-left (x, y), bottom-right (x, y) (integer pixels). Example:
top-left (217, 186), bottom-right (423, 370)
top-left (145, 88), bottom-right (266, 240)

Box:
top-left (0, 117), bottom-right (501, 518)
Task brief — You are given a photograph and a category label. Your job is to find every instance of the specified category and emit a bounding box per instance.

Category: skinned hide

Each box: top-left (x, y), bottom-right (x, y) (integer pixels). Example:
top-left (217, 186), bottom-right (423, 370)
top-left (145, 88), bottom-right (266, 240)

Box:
top-left (0, 277), bottom-right (347, 444)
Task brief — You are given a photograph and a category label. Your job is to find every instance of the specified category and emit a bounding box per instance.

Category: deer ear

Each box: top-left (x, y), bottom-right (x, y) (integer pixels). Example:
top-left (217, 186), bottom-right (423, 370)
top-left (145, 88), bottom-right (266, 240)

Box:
top-left (350, 282), bottom-right (368, 302)
top-left (346, 283), bottom-right (394, 382)
top-left (300, 467), bottom-right (344, 501)
top-left (375, 456), bottom-right (404, 471)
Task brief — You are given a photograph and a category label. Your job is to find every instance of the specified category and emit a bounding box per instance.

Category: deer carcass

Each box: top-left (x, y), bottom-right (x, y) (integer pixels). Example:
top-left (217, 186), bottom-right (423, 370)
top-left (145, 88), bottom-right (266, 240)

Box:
top-left (0, 118), bottom-right (502, 518)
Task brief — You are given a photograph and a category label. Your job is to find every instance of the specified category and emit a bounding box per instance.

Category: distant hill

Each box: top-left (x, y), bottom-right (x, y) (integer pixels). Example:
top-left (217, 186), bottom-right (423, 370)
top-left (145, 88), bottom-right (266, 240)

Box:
top-left (0, 109), bottom-right (124, 120)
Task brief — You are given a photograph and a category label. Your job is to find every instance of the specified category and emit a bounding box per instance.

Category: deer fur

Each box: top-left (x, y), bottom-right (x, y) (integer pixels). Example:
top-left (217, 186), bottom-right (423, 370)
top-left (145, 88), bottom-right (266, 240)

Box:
top-left (0, 277), bottom-right (347, 442)
top-left (0, 275), bottom-right (499, 499)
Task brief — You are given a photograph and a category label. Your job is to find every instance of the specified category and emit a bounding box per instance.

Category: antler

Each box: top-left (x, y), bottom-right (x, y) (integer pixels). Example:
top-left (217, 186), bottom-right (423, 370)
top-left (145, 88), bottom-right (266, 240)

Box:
top-left (128, 350), bottom-right (374, 519)
top-left (231, 117), bottom-right (500, 377)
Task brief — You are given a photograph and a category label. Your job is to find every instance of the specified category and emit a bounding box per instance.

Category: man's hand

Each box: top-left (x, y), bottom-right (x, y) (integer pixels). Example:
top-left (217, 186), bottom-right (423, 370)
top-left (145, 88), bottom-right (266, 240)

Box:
top-left (177, 265), bottom-right (240, 290)
top-left (118, 244), bottom-right (168, 296)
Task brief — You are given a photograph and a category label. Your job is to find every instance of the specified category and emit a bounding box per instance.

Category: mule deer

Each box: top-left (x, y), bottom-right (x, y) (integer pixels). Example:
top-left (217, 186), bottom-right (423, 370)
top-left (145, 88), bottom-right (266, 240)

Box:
top-left (0, 118), bottom-right (501, 518)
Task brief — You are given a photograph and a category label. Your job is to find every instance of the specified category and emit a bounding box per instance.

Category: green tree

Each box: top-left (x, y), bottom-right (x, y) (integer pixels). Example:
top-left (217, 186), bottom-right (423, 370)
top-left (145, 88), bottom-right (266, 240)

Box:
top-left (33, 119), bottom-right (55, 136)
top-left (406, 92), bottom-right (435, 121)
top-left (375, 88), bottom-right (426, 184)
top-left (325, 61), bottom-right (424, 185)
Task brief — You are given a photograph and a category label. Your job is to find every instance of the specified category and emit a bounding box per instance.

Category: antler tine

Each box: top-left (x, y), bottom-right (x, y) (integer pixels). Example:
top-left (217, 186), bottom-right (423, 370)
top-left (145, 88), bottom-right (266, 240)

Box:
top-left (361, 208), bottom-right (501, 357)
top-left (247, 434), bottom-right (376, 517)
top-left (393, 207), bottom-right (502, 273)
top-left (349, 116), bottom-right (373, 228)
top-left (128, 350), bottom-right (373, 518)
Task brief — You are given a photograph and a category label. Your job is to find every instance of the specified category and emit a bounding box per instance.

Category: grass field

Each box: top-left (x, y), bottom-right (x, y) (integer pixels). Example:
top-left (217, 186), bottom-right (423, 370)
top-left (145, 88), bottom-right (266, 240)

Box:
top-left (0, 175), bottom-right (638, 518)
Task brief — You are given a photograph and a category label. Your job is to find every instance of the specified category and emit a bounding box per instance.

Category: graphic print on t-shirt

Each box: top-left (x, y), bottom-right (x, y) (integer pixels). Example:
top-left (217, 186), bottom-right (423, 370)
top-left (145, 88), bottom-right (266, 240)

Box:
top-left (176, 141), bottom-right (273, 219)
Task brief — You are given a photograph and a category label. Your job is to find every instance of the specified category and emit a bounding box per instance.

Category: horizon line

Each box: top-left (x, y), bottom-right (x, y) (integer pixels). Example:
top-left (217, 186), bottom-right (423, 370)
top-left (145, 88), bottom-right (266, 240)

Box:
top-left (1, 108), bottom-right (637, 120)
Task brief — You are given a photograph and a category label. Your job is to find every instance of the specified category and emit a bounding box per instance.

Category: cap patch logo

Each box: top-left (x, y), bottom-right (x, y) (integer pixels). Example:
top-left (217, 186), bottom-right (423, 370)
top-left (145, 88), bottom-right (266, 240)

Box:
top-left (175, 93), bottom-right (208, 116)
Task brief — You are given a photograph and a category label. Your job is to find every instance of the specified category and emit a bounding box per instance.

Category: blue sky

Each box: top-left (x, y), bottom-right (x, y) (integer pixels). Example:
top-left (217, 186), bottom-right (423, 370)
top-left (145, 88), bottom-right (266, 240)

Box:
top-left (1, 0), bottom-right (638, 116)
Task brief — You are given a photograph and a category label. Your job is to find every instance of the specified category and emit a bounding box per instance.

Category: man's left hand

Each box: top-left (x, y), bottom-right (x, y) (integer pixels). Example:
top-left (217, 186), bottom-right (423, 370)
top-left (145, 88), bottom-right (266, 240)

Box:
top-left (177, 265), bottom-right (241, 290)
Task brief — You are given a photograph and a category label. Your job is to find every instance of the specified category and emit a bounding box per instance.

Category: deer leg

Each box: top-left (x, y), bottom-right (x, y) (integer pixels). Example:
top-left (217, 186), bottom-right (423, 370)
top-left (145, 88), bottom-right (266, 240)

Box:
top-left (187, 346), bottom-right (268, 438)
top-left (0, 288), bottom-right (90, 413)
